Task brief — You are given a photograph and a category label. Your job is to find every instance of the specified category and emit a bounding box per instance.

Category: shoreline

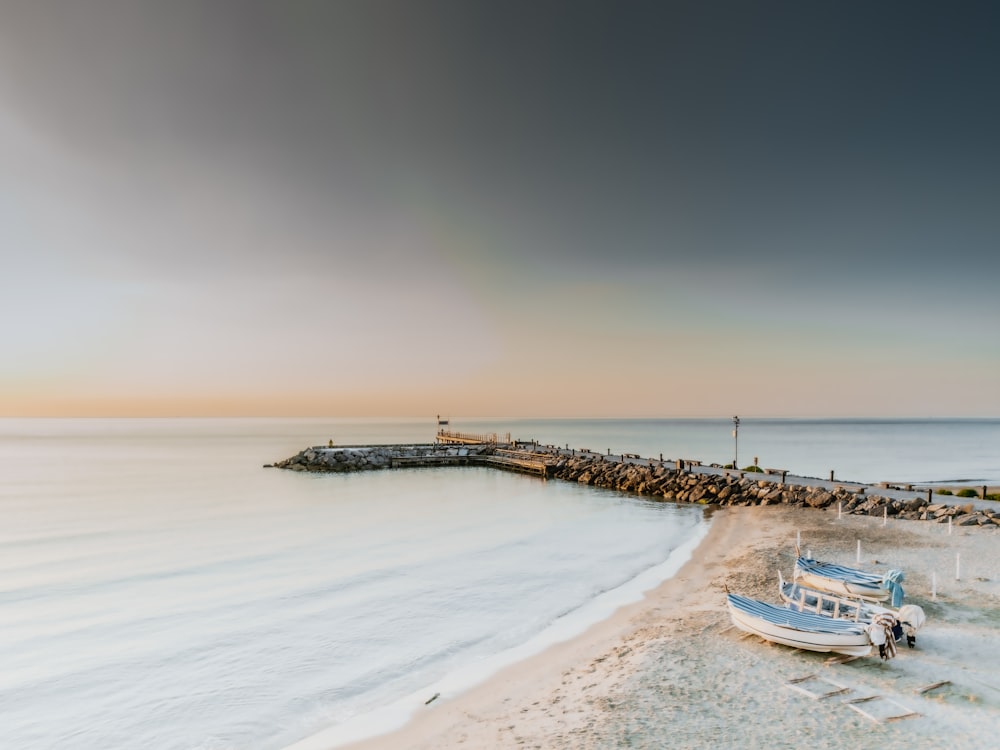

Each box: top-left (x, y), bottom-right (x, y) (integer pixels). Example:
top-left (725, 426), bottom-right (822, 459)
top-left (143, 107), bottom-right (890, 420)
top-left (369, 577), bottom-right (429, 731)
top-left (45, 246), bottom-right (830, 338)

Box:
top-left (337, 506), bottom-right (748, 749)
top-left (284, 514), bottom-right (712, 750)
top-left (336, 504), bottom-right (1000, 749)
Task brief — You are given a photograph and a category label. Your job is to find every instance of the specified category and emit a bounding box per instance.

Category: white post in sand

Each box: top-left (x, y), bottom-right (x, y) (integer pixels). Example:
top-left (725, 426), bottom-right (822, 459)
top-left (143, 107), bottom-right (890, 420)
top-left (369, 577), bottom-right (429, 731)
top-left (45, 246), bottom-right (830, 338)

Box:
top-left (948, 516), bottom-right (953, 536)
top-left (856, 539), bottom-right (861, 564)
top-left (797, 530), bottom-right (801, 548)
top-left (883, 506), bottom-right (887, 527)
top-left (956, 553), bottom-right (961, 581)
top-left (932, 571), bottom-right (937, 600)
top-left (838, 501), bottom-right (842, 519)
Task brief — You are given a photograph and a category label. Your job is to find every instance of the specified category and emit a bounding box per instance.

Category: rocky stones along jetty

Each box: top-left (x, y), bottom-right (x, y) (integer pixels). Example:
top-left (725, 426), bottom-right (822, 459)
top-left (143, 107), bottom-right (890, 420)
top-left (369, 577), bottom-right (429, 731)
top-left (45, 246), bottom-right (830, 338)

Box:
top-left (269, 445), bottom-right (1000, 528)
top-left (267, 444), bottom-right (492, 473)
top-left (547, 454), bottom-right (1000, 528)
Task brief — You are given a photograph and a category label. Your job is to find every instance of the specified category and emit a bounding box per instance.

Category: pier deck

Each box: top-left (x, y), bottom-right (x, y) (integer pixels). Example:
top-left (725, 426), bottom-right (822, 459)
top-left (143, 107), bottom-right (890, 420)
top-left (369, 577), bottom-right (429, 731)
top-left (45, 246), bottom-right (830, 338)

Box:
top-left (484, 449), bottom-right (551, 477)
top-left (436, 429), bottom-right (512, 446)
top-left (389, 447), bottom-right (552, 477)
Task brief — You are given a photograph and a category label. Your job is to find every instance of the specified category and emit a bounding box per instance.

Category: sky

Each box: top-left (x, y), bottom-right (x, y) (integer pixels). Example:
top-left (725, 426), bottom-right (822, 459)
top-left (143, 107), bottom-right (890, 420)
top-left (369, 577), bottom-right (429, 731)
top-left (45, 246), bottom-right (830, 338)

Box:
top-left (1, 0), bottom-right (998, 418)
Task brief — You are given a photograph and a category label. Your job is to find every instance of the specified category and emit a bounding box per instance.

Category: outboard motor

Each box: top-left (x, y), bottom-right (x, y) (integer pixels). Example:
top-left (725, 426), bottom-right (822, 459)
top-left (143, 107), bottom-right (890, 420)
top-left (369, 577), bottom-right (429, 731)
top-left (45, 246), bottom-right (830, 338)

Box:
top-left (891, 620), bottom-right (904, 643)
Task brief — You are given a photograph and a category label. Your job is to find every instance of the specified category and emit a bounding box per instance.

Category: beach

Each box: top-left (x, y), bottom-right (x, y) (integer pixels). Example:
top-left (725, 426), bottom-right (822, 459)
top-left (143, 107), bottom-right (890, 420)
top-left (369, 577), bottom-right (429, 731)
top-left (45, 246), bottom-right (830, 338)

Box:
top-left (347, 504), bottom-right (1000, 749)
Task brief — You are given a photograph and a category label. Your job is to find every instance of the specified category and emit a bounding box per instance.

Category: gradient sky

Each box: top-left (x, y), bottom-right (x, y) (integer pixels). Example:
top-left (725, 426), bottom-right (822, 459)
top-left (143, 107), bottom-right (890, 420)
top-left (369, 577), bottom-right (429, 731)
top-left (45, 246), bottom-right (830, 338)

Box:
top-left (2, 1), bottom-right (998, 418)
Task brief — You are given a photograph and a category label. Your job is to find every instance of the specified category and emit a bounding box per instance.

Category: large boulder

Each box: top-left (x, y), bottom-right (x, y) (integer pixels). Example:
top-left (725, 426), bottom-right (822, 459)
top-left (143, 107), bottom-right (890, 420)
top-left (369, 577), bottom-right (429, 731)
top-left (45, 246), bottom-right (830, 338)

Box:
top-left (904, 497), bottom-right (926, 512)
top-left (805, 490), bottom-right (834, 508)
top-left (688, 486), bottom-right (707, 503)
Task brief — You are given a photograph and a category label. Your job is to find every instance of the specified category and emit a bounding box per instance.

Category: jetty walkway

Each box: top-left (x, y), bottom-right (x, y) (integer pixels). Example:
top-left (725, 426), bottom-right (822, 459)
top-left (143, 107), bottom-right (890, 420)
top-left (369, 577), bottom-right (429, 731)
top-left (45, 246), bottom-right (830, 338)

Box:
top-left (268, 431), bottom-right (1000, 529)
top-left (391, 447), bottom-right (550, 477)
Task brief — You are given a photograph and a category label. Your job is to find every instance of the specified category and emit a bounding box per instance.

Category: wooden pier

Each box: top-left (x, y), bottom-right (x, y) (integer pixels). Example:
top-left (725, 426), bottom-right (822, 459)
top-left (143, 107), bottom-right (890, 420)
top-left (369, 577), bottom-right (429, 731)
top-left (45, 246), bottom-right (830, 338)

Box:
top-left (389, 447), bottom-right (552, 477)
top-left (436, 429), bottom-right (512, 446)
top-left (484, 449), bottom-right (552, 477)
top-left (390, 454), bottom-right (478, 469)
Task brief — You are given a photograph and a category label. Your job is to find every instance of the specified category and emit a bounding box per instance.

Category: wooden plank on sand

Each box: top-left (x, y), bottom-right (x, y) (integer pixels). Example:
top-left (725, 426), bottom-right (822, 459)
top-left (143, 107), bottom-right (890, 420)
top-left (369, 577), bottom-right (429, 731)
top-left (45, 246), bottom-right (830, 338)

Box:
top-left (787, 673), bottom-right (817, 684)
top-left (915, 680), bottom-right (951, 694)
top-left (784, 675), bottom-right (851, 700)
top-left (824, 653), bottom-right (863, 666)
top-left (845, 695), bottom-right (919, 723)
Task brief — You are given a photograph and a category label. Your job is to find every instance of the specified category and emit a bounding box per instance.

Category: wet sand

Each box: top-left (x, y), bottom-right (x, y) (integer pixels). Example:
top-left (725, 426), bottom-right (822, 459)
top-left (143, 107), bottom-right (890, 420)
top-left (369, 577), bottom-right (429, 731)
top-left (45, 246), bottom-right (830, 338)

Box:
top-left (345, 504), bottom-right (1000, 749)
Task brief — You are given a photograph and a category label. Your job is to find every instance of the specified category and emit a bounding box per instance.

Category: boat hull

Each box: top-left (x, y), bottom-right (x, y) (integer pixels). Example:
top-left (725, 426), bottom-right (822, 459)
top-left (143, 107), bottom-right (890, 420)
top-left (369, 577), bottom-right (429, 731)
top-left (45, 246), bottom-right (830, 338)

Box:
top-left (727, 594), bottom-right (873, 656)
top-left (793, 558), bottom-right (892, 602)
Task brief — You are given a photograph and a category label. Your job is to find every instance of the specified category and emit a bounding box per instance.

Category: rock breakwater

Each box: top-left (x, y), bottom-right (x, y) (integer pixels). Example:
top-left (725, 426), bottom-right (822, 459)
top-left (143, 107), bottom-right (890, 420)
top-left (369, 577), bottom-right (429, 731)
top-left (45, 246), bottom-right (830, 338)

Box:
top-left (269, 444), bottom-right (1000, 529)
top-left (548, 454), bottom-right (1000, 527)
top-left (267, 444), bottom-right (492, 473)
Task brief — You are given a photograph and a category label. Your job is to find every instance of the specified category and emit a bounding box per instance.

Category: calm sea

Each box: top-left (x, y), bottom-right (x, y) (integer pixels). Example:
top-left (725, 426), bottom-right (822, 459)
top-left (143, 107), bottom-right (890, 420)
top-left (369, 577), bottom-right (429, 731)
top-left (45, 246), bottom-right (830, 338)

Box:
top-left (1, 417), bottom-right (997, 750)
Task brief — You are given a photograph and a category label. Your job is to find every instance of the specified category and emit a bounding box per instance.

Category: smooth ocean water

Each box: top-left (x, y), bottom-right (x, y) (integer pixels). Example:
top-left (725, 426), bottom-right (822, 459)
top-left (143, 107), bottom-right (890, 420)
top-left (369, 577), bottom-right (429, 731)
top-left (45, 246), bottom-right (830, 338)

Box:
top-left (1, 417), bottom-right (996, 750)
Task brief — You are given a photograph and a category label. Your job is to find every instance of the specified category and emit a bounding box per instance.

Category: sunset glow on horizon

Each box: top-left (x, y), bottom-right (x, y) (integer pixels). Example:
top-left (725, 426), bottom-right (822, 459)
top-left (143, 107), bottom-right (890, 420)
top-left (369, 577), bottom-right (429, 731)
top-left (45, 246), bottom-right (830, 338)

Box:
top-left (2, 1), bottom-right (998, 419)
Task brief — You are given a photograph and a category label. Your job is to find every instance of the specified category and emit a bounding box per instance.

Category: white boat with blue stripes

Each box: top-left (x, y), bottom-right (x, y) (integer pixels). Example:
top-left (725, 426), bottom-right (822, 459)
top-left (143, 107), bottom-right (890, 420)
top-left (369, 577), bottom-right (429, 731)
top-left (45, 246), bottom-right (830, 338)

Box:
top-left (726, 593), bottom-right (873, 656)
top-left (793, 556), bottom-right (903, 604)
top-left (778, 575), bottom-right (927, 649)
top-left (779, 573), bottom-right (892, 622)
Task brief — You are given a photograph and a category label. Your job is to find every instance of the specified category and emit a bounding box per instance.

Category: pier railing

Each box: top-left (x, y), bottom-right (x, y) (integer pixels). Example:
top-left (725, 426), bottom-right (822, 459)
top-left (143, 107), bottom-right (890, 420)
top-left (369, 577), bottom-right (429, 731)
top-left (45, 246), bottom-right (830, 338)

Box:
top-left (436, 429), bottom-right (512, 445)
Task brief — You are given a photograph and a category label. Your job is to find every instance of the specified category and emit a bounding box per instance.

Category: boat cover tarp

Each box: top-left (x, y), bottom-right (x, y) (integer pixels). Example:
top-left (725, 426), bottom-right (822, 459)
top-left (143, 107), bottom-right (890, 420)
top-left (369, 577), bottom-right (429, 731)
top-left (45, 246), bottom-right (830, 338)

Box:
top-left (882, 569), bottom-right (905, 607)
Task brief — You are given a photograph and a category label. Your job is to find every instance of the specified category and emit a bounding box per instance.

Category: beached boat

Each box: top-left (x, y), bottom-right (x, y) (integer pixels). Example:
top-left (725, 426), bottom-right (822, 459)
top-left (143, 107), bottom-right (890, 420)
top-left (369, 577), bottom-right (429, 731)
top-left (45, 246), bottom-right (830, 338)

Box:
top-left (793, 556), bottom-right (903, 604)
top-left (779, 574), bottom-right (893, 622)
top-left (779, 575), bottom-right (926, 648)
top-left (726, 593), bottom-right (873, 656)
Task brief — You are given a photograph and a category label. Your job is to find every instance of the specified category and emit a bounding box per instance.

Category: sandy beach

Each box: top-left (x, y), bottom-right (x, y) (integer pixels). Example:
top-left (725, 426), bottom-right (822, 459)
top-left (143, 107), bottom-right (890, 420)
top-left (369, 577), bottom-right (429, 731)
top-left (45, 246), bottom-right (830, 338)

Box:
top-left (346, 504), bottom-right (1000, 749)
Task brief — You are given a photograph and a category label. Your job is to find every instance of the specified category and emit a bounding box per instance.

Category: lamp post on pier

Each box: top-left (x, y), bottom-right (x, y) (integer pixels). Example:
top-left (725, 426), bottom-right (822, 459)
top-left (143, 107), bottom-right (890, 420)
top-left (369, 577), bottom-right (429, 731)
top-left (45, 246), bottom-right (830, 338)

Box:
top-left (732, 416), bottom-right (740, 470)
